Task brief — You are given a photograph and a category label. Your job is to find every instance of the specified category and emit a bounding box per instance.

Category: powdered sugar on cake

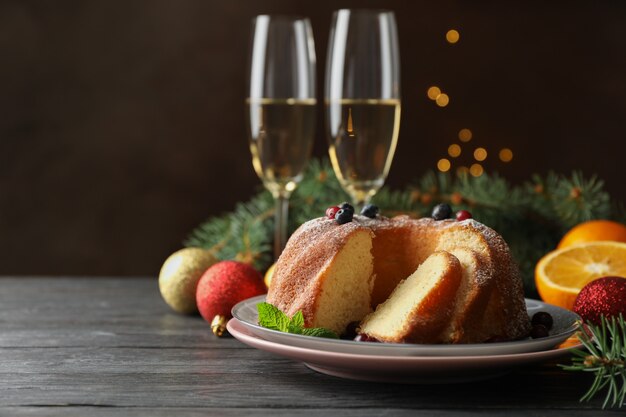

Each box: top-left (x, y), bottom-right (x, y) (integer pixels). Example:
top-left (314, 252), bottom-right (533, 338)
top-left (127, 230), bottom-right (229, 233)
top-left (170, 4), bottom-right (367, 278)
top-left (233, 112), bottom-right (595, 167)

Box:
top-left (267, 212), bottom-right (531, 343)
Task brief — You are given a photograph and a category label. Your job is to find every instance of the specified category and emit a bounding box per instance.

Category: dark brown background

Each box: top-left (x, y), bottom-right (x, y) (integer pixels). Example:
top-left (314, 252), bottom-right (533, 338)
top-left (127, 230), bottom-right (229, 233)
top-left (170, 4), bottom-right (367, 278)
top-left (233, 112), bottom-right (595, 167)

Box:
top-left (2, 1), bottom-right (625, 276)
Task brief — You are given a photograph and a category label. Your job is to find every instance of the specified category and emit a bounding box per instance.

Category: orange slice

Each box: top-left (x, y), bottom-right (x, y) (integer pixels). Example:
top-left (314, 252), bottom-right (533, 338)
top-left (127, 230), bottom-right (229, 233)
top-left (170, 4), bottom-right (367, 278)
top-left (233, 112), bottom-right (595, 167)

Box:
top-left (535, 241), bottom-right (626, 310)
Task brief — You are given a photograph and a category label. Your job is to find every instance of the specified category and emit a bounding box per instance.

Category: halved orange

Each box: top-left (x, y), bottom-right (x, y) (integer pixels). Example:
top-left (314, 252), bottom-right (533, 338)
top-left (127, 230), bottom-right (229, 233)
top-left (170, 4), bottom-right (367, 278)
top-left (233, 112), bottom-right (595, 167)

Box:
top-left (535, 241), bottom-right (626, 310)
top-left (557, 220), bottom-right (626, 249)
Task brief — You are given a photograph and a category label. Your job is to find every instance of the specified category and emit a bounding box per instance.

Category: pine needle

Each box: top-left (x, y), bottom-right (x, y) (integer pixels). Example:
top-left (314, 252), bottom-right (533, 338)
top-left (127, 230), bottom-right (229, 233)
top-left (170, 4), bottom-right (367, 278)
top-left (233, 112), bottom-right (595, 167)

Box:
top-left (560, 315), bottom-right (626, 409)
top-left (185, 158), bottom-right (619, 293)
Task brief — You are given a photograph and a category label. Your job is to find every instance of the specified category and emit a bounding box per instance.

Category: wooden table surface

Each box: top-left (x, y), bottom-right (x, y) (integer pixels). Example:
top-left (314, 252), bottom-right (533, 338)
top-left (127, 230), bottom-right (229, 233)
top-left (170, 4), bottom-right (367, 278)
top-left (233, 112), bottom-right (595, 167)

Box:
top-left (0, 277), bottom-right (621, 416)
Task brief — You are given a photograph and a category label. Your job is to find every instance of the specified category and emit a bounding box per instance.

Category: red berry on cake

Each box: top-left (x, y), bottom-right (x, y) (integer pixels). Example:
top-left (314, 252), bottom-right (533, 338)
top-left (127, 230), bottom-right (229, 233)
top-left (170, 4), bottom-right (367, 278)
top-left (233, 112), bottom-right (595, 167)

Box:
top-left (325, 206), bottom-right (341, 219)
top-left (456, 210), bottom-right (473, 221)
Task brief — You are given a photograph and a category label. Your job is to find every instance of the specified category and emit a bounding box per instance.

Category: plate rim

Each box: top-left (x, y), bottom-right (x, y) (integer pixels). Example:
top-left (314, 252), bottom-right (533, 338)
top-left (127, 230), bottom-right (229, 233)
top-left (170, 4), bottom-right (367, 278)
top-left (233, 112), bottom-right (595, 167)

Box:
top-left (232, 294), bottom-right (581, 354)
top-left (227, 317), bottom-right (581, 362)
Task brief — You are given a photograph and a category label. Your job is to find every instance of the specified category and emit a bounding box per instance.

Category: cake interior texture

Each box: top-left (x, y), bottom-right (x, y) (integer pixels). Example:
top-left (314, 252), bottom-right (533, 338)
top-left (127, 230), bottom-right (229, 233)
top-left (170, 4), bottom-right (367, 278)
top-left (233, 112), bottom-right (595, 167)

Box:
top-left (360, 251), bottom-right (463, 343)
top-left (438, 247), bottom-right (491, 343)
top-left (312, 230), bottom-right (374, 334)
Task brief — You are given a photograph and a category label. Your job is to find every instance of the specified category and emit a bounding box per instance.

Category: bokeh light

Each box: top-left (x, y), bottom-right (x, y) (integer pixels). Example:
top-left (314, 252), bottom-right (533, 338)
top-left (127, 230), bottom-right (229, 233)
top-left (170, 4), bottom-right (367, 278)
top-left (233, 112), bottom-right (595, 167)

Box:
top-left (435, 93), bottom-right (449, 107)
top-left (499, 148), bottom-right (514, 162)
top-left (458, 128), bottom-right (472, 142)
top-left (446, 29), bottom-right (460, 44)
top-left (427, 86), bottom-right (441, 100)
top-left (437, 158), bottom-right (451, 172)
top-left (473, 147), bottom-right (487, 161)
top-left (470, 163), bottom-right (484, 177)
top-left (448, 144), bottom-right (461, 158)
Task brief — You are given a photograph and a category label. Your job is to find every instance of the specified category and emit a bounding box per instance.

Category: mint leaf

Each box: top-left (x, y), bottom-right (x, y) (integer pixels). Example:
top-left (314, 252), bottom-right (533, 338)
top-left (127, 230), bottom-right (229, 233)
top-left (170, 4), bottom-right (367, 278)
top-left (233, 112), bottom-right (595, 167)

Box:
top-left (288, 311), bottom-right (305, 332)
top-left (257, 302), bottom-right (339, 339)
top-left (257, 302), bottom-right (290, 332)
top-left (301, 327), bottom-right (339, 339)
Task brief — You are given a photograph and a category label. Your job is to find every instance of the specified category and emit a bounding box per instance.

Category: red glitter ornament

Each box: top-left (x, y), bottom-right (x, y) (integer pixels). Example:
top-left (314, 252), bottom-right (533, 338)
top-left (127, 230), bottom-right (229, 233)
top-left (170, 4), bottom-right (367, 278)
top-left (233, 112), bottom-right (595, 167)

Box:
top-left (572, 276), bottom-right (626, 325)
top-left (196, 260), bottom-right (266, 336)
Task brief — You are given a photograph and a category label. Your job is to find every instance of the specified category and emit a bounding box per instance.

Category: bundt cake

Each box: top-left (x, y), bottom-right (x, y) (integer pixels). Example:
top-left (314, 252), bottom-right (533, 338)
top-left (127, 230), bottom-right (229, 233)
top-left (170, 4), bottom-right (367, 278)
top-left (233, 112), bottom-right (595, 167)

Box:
top-left (266, 212), bottom-right (531, 342)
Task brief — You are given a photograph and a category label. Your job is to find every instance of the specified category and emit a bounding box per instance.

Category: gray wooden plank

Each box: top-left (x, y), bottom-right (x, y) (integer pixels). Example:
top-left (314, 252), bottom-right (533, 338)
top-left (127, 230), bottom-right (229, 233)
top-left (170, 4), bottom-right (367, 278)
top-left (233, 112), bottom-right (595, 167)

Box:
top-left (0, 359), bottom-right (602, 409)
top-left (0, 407), bottom-right (622, 417)
top-left (0, 277), bottom-right (613, 413)
top-left (0, 347), bottom-right (279, 374)
top-left (0, 277), bottom-right (242, 348)
top-left (0, 329), bottom-right (243, 349)
top-left (0, 278), bottom-right (170, 319)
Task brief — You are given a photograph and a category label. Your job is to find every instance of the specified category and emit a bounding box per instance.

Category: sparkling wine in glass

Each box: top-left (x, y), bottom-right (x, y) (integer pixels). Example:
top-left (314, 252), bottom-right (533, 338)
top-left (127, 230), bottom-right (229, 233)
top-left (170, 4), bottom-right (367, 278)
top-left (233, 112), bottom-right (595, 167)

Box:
top-left (246, 16), bottom-right (316, 259)
top-left (325, 9), bottom-right (401, 208)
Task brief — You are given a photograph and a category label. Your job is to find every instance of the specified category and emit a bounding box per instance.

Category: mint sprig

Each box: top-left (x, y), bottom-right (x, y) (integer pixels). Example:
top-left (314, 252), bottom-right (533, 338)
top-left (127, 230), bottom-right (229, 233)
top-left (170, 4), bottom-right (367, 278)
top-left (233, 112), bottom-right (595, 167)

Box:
top-left (300, 327), bottom-right (339, 338)
top-left (257, 302), bottom-right (339, 339)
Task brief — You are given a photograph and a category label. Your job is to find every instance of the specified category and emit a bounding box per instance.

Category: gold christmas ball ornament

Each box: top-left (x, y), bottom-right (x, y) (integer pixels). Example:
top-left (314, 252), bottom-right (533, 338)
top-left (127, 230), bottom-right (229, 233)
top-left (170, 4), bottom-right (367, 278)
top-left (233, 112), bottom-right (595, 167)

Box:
top-left (158, 247), bottom-right (218, 314)
top-left (264, 263), bottom-right (276, 289)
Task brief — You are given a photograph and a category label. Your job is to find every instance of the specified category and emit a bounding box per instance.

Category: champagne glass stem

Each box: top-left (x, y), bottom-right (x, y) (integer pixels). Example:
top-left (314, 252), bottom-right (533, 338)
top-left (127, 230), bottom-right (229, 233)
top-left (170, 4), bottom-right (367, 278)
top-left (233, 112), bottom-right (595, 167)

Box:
top-left (352, 197), bottom-right (365, 212)
top-left (351, 191), bottom-right (372, 212)
top-left (358, 196), bottom-right (371, 211)
top-left (273, 194), bottom-right (289, 260)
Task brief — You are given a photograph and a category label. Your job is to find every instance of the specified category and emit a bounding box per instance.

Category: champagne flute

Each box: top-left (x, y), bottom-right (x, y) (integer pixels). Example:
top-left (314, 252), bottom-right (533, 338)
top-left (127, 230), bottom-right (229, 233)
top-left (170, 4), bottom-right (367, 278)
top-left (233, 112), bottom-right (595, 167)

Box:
top-left (325, 9), bottom-right (401, 209)
top-left (246, 16), bottom-right (316, 259)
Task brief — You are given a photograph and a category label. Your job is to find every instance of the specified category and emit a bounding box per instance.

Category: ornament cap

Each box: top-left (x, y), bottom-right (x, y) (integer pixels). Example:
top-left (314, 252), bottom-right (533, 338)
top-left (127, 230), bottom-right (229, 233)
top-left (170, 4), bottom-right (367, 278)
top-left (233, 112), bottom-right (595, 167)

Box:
top-left (211, 315), bottom-right (228, 337)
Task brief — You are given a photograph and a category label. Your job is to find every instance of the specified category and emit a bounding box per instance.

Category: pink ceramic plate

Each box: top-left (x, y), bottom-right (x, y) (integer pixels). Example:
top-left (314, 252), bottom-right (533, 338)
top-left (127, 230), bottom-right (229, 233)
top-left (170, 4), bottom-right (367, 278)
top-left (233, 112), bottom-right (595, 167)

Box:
top-left (232, 295), bottom-right (580, 357)
top-left (227, 318), bottom-right (582, 383)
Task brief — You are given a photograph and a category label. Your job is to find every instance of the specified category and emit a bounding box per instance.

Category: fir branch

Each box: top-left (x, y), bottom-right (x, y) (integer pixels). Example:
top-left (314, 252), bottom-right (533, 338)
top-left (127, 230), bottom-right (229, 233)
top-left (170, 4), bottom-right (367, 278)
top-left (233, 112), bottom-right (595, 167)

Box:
top-left (560, 315), bottom-right (626, 409)
top-left (552, 172), bottom-right (611, 228)
top-left (525, 171), bottom-right (611, 230)
top-left (289, 158), bottom-right (349, 228)
top-left (184, 215), bottom-right (232, 256)
top-left (185, 158), bottom-right (620, 294)
top-left (372, 187), bottom-right (424, 217)
top-left (184, 189), bottom-right (275, 270)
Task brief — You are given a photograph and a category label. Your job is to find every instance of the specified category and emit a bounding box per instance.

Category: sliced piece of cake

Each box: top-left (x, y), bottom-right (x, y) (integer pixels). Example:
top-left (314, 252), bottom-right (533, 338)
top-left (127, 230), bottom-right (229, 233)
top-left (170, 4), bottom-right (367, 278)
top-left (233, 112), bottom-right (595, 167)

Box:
top-left (440, 247), bottom-right (494, 343)
top-left (359, 251), bottom-right (463, 343)
top-left (267, 219), bottom-right (375, 335)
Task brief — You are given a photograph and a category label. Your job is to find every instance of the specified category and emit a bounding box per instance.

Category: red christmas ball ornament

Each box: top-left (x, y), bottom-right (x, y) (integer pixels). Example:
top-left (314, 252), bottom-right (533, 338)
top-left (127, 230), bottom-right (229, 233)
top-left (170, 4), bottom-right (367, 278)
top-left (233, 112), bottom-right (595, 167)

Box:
top-left (572, 276), bottom-right (626, 325)
top-left (196, 260), bottom-right (266, 336)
